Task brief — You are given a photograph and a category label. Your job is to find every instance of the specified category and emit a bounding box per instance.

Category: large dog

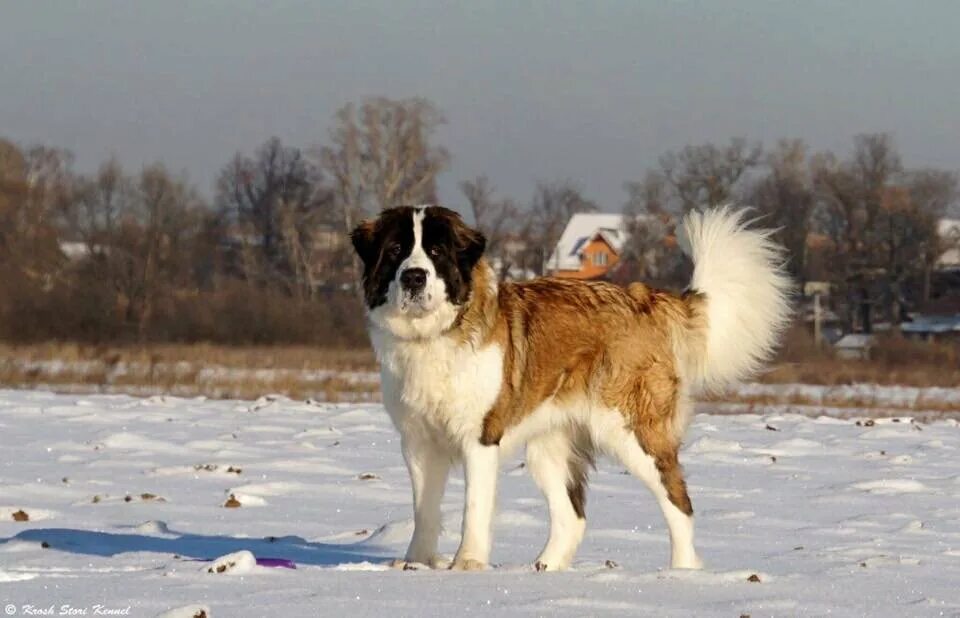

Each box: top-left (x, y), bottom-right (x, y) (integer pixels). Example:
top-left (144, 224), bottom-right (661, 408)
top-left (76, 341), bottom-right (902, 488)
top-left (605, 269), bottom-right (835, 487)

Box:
top-left (350, 205), bottom-right (790, 571)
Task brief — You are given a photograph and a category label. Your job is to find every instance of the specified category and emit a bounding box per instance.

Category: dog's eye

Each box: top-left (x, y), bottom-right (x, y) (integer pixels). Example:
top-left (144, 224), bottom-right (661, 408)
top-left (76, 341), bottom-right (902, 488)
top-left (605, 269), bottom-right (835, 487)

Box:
top-left (428, 245), bottom-right (442, 257)
top-left (388, 243), bottom-right (402, 258)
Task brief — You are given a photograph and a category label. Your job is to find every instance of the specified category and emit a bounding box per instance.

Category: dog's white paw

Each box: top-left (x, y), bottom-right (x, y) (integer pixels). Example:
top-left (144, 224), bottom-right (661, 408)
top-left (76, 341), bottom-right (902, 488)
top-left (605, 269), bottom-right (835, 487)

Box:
top-left (449, 557), bottom-right (487, 571)
top-left (388, 555), bottom-right (451, 570)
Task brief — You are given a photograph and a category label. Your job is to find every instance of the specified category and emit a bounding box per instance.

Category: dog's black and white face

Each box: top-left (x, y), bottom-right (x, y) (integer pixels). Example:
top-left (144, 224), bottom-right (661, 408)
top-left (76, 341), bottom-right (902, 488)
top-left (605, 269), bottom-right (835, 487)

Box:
top-left (351, 206), bottom-right (486, 339)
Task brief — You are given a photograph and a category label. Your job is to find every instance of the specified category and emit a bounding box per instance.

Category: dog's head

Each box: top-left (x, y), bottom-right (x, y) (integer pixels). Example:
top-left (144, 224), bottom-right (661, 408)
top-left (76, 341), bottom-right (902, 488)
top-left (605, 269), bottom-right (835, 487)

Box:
top-left (351, 205), bottom-right (486, 339)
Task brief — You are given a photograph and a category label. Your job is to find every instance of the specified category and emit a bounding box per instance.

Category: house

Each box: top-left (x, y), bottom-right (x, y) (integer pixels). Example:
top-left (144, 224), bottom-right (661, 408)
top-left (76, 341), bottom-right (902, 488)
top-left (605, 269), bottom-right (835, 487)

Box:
top-left (547, 213), bottom-right (627, 279)
top-left (901, 314), bottom-right (960, 342)
top-left (938, 218), bottom-right (960, 269)
top-left (834, 333), bottom-right (876, 361)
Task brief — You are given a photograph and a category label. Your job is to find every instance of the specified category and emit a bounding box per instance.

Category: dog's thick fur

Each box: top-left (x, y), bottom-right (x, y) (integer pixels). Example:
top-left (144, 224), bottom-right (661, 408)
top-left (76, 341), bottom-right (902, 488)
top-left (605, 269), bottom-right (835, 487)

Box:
top-left (351, 205), bottom-right (791, 571)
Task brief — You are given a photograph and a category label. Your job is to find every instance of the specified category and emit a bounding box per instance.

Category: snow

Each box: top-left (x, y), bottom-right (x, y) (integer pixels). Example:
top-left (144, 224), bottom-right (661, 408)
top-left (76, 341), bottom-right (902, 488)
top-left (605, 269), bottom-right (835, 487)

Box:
top-left (723, 382), bottom-right (960, 416)
top-left (1, 389), bottom-right (959, 616)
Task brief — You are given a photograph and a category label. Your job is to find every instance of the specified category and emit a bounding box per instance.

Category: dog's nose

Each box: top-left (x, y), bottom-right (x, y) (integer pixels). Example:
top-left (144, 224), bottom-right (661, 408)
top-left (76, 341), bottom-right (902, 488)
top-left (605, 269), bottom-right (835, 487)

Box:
top-left (400, 268), bottom-right (427, 292)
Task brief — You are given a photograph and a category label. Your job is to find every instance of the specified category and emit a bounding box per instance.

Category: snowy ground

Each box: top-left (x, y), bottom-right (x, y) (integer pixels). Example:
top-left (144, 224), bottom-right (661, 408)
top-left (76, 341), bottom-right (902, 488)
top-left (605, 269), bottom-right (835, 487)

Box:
top-left (1, 389), bottom-right (959, 617)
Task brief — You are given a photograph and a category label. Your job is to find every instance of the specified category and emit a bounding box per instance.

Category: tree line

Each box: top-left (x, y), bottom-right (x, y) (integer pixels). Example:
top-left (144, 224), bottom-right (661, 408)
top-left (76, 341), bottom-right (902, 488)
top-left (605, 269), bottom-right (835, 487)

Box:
top-left (2, 97), bottom-right (957, 346)
top-left (617, 136), bottom-right (958, 330)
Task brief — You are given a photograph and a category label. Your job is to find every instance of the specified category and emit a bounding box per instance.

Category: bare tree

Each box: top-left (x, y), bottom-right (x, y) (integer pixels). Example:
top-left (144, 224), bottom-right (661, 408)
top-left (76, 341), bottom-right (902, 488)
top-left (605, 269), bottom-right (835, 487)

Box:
top-left (121, 165), bottom-right (204, 338)
top-left (216, 137), bottom-right (330, 294)
top-left (904, 169), bottom-right (958, 301)
top-left (523, 180), bottom-right (597, 276)
top-left (621, 171), bottom-right (688, 288)
top-left (320, 97), bottom-right (450, 235)
top-left (659, 138), bottom-right (763, 212)
top-left (811, 134), bottom-right (951, 326)
top-left (0, 141), bottom-right (70, 282)
top-left (65, 158), bottom-right (128, 252)
top-left (459, 175), bottom-right (519, 279)
top-left (318, 97), bottom-right (449, 293)
top-left (749, 139), bottom-right (816, 287)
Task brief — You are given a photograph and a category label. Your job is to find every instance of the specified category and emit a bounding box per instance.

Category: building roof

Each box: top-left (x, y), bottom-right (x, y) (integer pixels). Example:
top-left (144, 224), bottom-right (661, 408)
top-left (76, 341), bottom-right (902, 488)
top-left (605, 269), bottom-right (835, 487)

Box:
top-left (834, 334), bottom-right (876, 349)
top-left (901, 314), bottom-right (960, 335)
top-left (547, 213), bottom-right (628, 271)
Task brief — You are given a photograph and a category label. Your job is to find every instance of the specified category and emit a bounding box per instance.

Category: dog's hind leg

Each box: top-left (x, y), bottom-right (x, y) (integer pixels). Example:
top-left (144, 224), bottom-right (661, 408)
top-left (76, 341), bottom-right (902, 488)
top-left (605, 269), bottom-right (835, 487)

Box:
top-left (595, 411), bottom-right (702, 570)
top-left (526, 429), bottom-right (592, 571)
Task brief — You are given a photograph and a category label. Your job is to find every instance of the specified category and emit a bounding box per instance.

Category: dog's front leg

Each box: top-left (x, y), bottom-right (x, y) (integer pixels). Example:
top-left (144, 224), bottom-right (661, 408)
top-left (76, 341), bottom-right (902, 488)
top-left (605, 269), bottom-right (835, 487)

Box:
top-left (400, 433), bottom-right (451, 568)
top-left (451, 441), bottom-right (499, 570)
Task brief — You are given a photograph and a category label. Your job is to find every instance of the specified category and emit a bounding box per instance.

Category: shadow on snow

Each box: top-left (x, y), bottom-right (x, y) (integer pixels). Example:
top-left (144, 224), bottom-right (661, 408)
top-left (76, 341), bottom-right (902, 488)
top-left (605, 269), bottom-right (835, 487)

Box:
top-left (1, 525), bottom-right (389, 567)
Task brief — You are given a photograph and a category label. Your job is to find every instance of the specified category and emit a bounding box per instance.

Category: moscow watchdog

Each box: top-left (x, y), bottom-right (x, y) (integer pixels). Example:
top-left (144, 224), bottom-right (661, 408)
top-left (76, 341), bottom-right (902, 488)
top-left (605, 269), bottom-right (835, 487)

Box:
top-left (350, 205), bottom-right (791, 571)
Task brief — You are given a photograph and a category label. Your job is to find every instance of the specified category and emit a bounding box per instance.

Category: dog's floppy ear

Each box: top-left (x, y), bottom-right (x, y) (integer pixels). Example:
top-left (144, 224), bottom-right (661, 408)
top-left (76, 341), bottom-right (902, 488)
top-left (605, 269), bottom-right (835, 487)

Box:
top-left (453, 219), bottom-right (486, 272)
top-left (459, 226), bottom-right (486, 270)
top-left (350, 219), bottom-right (377, 267)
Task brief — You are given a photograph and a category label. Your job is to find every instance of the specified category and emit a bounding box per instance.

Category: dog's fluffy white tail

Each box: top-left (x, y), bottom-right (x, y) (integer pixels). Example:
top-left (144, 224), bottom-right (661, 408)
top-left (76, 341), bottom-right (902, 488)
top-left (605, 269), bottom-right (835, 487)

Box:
top-left (679, 206), bottom-right (793, 394)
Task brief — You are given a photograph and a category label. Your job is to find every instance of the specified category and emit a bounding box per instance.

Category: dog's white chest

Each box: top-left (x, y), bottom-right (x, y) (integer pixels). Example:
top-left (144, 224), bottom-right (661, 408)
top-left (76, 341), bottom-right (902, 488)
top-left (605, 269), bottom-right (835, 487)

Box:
top-left (375, 335), bottom-right (503, 441)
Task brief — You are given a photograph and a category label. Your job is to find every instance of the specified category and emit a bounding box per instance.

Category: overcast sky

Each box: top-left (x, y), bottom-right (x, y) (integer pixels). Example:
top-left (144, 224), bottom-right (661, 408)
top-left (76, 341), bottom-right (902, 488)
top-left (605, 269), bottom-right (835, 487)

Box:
top-left (2, 1), bottom-right (958, 213)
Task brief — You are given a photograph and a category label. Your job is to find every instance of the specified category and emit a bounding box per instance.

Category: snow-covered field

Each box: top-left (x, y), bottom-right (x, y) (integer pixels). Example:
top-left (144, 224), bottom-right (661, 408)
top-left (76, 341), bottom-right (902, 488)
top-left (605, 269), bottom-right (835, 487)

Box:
top-left (1, 389), bottom-right (959, 617)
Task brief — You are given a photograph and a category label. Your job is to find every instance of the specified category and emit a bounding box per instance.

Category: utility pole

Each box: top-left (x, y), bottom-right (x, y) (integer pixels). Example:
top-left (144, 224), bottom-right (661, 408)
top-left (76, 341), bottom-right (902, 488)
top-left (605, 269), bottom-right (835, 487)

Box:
top-left (813, 292), bottom-right (823, 349)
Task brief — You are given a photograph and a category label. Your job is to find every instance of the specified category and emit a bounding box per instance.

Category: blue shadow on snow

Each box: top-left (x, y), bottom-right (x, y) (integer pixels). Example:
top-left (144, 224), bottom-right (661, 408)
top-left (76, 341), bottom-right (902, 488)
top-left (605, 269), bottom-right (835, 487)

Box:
top-left (1, 526), bottom-right (389, 567)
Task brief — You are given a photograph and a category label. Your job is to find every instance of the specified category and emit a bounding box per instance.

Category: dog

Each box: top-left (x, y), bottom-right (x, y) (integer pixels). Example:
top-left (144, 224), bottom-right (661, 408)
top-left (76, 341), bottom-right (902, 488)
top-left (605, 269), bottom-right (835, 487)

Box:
top-left (350, 205), bottom-right (790, 571)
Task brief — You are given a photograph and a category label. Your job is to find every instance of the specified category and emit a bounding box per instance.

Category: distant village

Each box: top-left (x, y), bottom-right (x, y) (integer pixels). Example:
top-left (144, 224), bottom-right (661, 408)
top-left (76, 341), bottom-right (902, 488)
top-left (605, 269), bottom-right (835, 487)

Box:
top-left (522, 212), bottom-right (960, 358)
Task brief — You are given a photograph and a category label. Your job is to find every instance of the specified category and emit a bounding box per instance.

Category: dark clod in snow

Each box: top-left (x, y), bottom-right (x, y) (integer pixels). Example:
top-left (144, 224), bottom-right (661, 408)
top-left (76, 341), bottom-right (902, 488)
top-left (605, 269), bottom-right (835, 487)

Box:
top-left (765, 424), bottom-right (779, 431)
top-left (747, 574), bottom-right (761, 583)
top-left (534, 561), bottom-right (547, 572)
top-left (226, 466), bottom-right (242, 474)
top-left (358, 473), bottom-right (380, 481)
top-left (604, 559), bottom-right (619, 569)
top-left (11, 509), bottom-right (29, 522)
top-left (770, 456), bottom-right (777, 463)
top-left (209, 562), bottom-right (234, 573)
top-left (223, 494), bottom-right (242, 508)
top-left (91, 495), bottom-right (101, 503)
top-left (194, 612), bottom-right (207, 618)
top-left (124, 495), bottom-right (133, 503)
top-left (41, 541), bottom-right (50, 548)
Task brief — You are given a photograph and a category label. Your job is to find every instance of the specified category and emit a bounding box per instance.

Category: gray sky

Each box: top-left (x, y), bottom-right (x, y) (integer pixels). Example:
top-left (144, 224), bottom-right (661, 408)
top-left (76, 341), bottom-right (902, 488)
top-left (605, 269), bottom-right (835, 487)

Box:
top-left (2, 1), bottom-right (959, 213)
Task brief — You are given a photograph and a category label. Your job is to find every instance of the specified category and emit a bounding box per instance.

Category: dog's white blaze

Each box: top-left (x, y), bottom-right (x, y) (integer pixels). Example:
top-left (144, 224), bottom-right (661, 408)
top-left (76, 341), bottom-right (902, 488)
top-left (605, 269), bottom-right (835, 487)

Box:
top-left (368, 208), bottom-right (461, 340)
top-left (397, 208), bottom-right (448, 311)
top-left (400, 209), bottom-right (432, 273)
